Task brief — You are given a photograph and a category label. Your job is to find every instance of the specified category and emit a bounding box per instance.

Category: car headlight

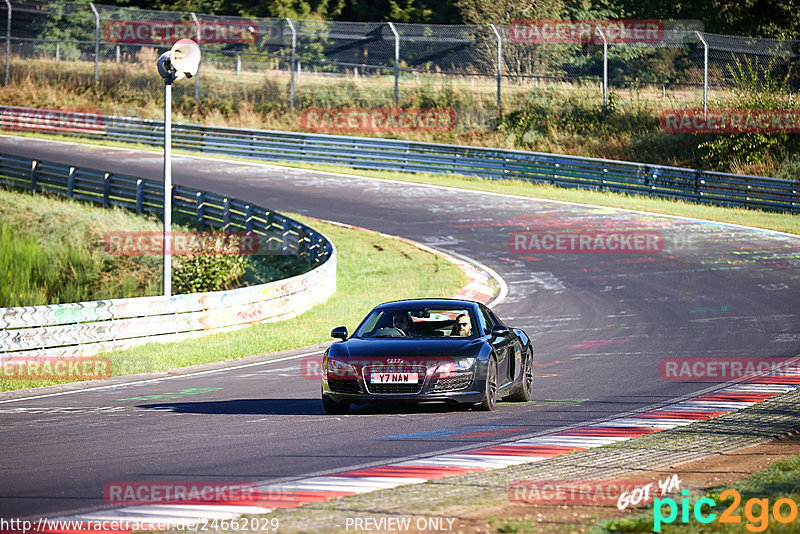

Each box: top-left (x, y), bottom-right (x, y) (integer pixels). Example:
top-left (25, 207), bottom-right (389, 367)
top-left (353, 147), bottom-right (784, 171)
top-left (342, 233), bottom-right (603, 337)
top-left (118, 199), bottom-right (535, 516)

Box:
top-left (323, 355), bottom-right (357, 380)
top-left (436, 357), bottom-right (476, 379)
top-left (455, 357), bottom-right (476, 371)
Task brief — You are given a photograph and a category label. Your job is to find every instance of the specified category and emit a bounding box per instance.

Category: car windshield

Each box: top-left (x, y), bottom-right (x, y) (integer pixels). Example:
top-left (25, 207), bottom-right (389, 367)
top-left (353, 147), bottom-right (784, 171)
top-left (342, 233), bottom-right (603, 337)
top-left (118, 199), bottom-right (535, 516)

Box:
top-left (354, 307), bottom-right (475, 338)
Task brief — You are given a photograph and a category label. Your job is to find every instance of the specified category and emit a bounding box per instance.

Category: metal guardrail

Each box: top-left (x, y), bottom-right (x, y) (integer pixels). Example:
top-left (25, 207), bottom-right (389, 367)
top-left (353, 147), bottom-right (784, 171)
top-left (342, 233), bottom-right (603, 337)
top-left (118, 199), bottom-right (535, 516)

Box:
top-left (0, 106), bottom-right (796, 213)
top-left (0, 151), bottom-right (336, 358)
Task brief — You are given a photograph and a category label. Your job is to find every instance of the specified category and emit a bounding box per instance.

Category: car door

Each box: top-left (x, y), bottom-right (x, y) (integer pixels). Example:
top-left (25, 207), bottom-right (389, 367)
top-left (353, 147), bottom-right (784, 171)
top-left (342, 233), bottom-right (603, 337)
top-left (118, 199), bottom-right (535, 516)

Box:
top-left (489, 308), bottom-right (522, 384)
top-left (480, 305), bottom-right (513, 388)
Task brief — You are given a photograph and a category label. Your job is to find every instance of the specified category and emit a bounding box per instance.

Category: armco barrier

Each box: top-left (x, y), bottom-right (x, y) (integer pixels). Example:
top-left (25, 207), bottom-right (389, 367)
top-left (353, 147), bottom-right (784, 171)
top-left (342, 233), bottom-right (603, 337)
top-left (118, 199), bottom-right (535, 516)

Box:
top-left (0, 152), bottom-right (336, 358)
top-left (0, 106), bottom-right (797, 213)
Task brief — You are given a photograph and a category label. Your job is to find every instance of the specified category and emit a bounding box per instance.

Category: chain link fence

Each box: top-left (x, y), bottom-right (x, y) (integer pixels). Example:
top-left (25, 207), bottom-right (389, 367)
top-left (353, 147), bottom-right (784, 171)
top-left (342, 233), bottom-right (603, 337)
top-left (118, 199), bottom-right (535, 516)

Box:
top-left (1, 1), bottom-right (797, 114)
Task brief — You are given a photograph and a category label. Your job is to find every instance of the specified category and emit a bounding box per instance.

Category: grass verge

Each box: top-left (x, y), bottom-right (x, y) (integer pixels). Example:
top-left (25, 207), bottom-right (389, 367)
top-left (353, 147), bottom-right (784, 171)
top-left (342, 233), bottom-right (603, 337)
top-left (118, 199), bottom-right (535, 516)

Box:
top-left (0, 187), bottom-right (164, 306)
top-left (0, 215), bottom-right (468, 391)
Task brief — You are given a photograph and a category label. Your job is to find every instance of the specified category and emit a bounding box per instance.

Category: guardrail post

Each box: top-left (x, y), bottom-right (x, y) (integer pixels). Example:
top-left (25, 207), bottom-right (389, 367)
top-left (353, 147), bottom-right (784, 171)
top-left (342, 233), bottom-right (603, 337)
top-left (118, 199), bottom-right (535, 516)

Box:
top-left (135, 179), bottom-right (144, 213)
top-left (191, 13), bottom-right (201, 100)
top-left (223, 197), bottom-right (230, 230)
top-left (67, 167), bottom-right (76, 197)
top-left (388, 22), bottom-right (400, 106)
top-left (286, 18), bottom-right (296, 108)
top-left (103, 173), bottom-right (111, 207)
top-left (490, 24), bottom-right (502, 112)
top-left (89, 3), bottom-right (99, 83)
top-left (30, 160), bottom-right (38, 193)
top-left (4, 0), bottom-right (10, 87)
top-left (695, 31), bottom-right (708, 118)
top-left (196, 191), bottom-right (205, 225)
top-left (245, 205), bottom-right (253, 231)
top-left (596, 26), bottom-right (608, 114)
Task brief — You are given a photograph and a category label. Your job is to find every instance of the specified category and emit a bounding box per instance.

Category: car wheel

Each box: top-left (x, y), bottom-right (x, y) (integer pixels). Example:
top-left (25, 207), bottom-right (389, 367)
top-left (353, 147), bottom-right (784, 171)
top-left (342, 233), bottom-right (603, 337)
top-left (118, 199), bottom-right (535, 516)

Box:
top-left (506, 351), bottom-right (534, 402)
top-left (322, 394), bottom-right (350, 415)
top-left (474, 358), bottom-right (497, 411)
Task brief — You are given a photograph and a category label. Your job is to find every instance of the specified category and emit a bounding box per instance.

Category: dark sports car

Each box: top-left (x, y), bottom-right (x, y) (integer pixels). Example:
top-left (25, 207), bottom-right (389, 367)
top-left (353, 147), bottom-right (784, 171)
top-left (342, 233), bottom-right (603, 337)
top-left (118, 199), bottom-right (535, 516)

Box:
top-left (321, 298), bottom-right (535, 414)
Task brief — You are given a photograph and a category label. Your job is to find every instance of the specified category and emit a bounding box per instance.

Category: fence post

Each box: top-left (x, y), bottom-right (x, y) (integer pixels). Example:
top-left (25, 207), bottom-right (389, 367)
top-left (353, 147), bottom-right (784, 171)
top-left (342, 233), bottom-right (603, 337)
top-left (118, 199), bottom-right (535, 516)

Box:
top-left (286, 18), bottom-right (296, 108)
top-left (191, 12), bottom-right (200, 100)
top-left (695, 31), bottom-right (708, 118)
top-left (4, 0), bottom-right (10, 87)
top-left (388, 22), bottom-right (399, 106)
top-left (490, 24), bottom-right (502, 111)
top-left (89, 3), bottom-right (99, 83)
top-left (596, 26), bottom-right (608, 113)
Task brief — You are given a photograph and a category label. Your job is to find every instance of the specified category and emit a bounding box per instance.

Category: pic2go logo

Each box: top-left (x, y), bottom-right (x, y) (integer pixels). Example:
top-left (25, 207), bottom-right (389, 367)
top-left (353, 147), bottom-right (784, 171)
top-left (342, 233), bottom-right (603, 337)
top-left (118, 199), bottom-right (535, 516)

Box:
top-left (654, 489), bottom-right (799, 532)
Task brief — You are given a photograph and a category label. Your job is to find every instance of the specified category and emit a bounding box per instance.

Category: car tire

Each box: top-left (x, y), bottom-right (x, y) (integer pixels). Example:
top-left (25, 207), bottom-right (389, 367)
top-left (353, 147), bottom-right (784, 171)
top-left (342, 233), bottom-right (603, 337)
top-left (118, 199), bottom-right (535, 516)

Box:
top-left (506, 351), bottom-right (534, 402)
top-left (474, 358), bottom-right (497, 411)
top-left (322, 394), bottom-right (350, 415)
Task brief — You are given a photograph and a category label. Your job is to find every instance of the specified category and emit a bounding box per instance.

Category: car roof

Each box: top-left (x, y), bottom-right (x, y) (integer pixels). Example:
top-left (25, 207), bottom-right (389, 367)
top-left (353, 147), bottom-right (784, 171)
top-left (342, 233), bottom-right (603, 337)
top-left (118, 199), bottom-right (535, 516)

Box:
top-left (372, 298), bottom-right (481, 310)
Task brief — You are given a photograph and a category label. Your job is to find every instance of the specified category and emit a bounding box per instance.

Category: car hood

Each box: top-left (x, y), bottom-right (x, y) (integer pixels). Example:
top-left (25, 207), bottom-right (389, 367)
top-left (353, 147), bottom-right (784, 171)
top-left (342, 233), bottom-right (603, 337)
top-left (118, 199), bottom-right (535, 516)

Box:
top-left (330, 337), bottom-right (482, 364)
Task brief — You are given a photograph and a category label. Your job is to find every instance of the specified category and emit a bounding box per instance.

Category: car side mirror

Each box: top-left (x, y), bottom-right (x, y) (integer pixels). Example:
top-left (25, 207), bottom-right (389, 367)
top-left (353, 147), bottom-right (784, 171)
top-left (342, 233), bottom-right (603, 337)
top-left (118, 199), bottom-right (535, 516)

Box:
top-left (331, 326), bottom-right (348, 340)
top-left (491, 324), bottom-right (510, 337)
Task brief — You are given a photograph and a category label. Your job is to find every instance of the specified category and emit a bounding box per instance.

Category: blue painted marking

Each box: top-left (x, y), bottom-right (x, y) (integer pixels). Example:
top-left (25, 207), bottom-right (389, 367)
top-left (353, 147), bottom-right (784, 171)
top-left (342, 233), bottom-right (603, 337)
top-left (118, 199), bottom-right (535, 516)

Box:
top-left (690, 306), bottom-right (729, 314)
top-left (384, 425), bottom-right (519, 440)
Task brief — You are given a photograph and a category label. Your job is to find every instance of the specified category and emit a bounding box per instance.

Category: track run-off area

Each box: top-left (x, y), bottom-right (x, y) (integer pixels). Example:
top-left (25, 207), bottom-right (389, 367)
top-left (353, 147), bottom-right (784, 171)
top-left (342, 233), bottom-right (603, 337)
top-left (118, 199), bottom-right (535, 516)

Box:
top-left (0, 135), bottom-right (799, 524)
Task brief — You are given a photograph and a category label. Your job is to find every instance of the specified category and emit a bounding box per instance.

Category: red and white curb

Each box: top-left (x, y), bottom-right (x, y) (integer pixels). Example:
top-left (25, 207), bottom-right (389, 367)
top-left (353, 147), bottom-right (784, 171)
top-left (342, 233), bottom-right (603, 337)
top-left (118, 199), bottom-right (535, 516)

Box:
top-left (45, 366), bottom-right (800, 530)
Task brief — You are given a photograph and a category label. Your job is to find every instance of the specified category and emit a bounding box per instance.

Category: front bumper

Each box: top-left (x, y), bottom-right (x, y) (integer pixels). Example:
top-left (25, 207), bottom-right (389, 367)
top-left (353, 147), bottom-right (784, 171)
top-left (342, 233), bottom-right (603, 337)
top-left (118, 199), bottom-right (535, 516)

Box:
top-left (322, 363), bottom-right (485, 405)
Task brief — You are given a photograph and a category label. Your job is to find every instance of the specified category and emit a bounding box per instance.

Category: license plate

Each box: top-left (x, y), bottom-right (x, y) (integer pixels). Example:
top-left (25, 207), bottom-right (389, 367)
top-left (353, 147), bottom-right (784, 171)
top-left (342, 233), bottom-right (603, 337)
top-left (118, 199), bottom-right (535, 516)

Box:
top-left (370, 372), bottom-right (418, 384)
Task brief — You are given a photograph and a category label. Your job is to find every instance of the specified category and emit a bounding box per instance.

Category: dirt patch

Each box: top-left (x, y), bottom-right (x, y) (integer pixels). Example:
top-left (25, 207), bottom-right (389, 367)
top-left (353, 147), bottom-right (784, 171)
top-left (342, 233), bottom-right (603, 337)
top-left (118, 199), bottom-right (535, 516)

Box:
top-left (383, 433), bottom-right (800, 533)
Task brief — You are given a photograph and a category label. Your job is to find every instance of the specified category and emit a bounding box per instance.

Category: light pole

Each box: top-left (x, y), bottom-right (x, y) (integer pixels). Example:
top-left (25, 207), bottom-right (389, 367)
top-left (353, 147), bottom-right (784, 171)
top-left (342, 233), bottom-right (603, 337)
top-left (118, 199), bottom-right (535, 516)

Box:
top-left (156, 39), bottom-right (201, 297)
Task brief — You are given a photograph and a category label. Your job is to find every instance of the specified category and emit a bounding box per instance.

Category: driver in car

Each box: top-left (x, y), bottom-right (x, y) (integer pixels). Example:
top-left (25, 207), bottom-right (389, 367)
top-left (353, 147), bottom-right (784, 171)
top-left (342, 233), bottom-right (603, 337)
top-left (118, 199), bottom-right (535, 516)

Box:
top-left (392, 312), bottom-right (414, 336)
top-left (451, 313), bottom-right (472, 336)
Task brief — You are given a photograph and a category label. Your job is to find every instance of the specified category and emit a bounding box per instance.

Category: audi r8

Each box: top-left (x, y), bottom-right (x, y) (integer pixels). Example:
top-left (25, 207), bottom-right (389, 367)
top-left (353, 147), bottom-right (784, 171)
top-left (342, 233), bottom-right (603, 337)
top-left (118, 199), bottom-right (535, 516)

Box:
top-left (321, 298), bottom-right (535, 414)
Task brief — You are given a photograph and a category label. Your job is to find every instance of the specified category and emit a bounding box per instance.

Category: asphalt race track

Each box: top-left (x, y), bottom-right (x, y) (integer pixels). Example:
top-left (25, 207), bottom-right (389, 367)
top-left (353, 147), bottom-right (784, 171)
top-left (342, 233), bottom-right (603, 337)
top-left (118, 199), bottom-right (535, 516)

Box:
top-left (1, 136), bottom-right (799, 521)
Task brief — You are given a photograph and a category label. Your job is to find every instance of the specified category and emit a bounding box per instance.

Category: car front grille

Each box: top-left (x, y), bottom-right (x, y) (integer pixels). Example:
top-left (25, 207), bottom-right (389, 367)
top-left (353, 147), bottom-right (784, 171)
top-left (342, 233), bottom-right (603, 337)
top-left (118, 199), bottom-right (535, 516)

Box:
top-left (432, 370), bottom-right (474, 392)
top-left (363, 365), bottom-right (426, 394)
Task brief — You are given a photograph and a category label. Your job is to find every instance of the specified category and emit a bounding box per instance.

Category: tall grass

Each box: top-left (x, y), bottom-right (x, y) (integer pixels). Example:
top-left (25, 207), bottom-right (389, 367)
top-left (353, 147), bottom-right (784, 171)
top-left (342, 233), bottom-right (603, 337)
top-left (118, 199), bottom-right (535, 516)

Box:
top-left (0, 188), bottom-right (308, 307)
top-left (0, 188), bottom-right (163, 306)
top-left (3, 57), bottom-right (796, 178)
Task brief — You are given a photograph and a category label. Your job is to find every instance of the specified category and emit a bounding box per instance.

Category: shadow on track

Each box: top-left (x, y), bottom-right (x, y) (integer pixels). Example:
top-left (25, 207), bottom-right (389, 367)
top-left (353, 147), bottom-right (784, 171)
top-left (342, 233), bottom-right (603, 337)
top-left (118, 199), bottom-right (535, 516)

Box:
top-left (138, 398), bottom-right (474, 415)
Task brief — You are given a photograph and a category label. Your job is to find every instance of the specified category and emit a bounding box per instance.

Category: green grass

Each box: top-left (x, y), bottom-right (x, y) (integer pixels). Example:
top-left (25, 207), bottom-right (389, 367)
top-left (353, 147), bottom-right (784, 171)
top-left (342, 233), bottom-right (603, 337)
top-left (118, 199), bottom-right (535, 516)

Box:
top-left (0, 215), bottom-right (468, 391)
top-left (597, 455), bottom-right (800, 533)
top-left (0, 187), bottom-right (164, 306)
